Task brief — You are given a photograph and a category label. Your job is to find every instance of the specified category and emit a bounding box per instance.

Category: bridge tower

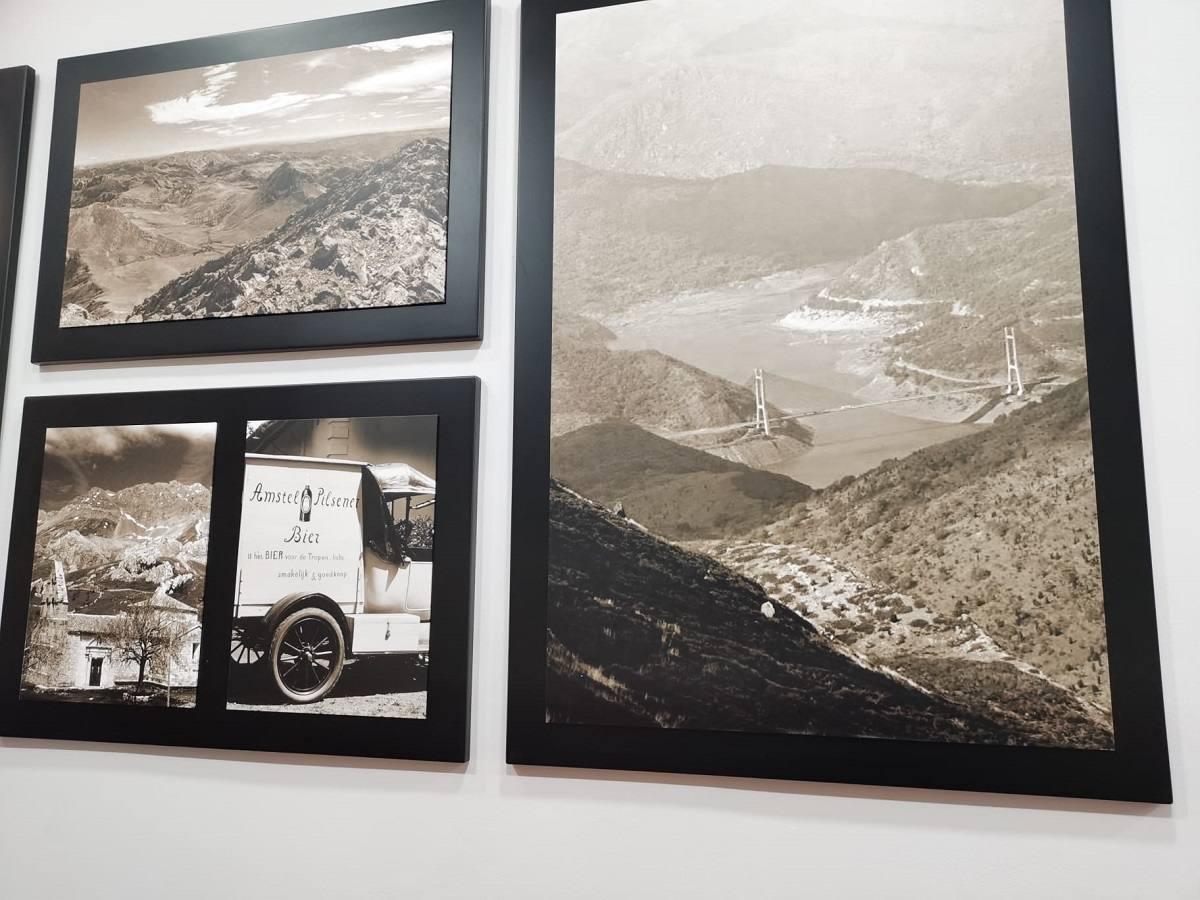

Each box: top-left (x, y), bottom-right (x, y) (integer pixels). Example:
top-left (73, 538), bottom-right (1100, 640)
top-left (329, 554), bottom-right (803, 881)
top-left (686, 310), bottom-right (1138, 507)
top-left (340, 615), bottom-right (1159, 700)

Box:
top-left (1004, 327), bottom-right (1025, 397)
top-left (753, 369), bottom-right (771, 435)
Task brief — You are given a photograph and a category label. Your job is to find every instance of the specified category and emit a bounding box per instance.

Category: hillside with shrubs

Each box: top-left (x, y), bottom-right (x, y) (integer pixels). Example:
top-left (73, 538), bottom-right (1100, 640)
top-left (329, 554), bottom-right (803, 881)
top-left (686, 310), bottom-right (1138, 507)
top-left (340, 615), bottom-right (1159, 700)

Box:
top-left (774, 380), bottom-right (1111, 713)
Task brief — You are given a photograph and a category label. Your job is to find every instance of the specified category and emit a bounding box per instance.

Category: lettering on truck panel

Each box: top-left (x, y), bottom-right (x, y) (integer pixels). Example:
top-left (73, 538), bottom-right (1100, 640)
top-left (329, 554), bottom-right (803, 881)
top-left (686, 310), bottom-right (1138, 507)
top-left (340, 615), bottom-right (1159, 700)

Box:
top-left (236, 459), bottom-right (365, 617)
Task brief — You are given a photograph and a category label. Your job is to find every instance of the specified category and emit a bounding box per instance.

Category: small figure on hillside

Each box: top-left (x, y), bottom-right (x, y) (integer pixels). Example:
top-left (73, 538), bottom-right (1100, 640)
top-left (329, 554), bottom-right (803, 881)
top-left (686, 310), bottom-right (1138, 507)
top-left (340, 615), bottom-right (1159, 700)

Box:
top-left (613, 501), bottom-right (626, 519)
top-left (761, 601), bottom-right (776, 620)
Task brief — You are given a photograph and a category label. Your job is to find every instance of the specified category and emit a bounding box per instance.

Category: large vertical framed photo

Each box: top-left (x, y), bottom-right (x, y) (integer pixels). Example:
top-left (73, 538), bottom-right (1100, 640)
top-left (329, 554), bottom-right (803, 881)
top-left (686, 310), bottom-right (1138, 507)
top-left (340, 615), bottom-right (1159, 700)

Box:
top-left (507, 0), bottom-right (1172, 802)
top-left (0, 378), bottom-right (478, 761)
top-left (0, 66), bottom-right (34, 422)
top-left (32, 0), bottom-right (488, 363)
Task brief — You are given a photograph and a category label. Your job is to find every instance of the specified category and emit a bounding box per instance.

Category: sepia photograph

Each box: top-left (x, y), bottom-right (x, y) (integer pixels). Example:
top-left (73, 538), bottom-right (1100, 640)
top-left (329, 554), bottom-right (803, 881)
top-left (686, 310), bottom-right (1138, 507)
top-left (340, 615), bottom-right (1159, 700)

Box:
top-left (59, 31), bottom-right (453, 328)
top-left (546, 0), bottom-right (1114, 749)
top-left (20, 423), bottom-right (216, 707)
top-left (227, 414), bottom-right (438, 719)
top-left (1, 380), bottom-right (478, 760)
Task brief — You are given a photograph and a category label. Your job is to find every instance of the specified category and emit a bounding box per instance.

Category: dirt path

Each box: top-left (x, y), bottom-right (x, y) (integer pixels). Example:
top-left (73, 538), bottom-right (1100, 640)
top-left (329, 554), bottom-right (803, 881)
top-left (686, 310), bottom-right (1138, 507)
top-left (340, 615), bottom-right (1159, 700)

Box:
top-left (226, 656), bottom-right (428, 718)
top-left (228, 691), bottom-right (426, 718)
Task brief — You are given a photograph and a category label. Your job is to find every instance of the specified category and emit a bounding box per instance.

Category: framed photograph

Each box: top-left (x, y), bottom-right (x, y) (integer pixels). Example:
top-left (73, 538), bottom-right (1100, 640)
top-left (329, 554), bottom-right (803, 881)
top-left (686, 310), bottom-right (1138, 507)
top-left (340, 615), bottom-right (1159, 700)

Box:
top-left (0, 377), bottom-right (478, 761)
top-left (507, 0), bottom-right (1172, 802)
top-left (0, 66), bottom-right (34, 423)
top-left (32, 0), bottom-right (488, 363)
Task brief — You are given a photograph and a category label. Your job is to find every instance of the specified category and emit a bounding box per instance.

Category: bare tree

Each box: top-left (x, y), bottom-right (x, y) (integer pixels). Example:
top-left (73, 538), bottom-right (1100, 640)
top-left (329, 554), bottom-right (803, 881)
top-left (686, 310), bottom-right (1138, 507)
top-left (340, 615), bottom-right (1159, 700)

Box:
top-left (113, 603), bottom-right (185, 697)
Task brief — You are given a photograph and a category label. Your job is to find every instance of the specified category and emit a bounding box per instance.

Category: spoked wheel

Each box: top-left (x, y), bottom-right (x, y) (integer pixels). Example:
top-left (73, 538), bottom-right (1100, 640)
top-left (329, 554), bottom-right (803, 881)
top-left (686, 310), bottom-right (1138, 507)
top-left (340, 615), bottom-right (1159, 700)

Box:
top-left (230, 623), bottom-right (265, 667)
top-left (269, 608), bottom-right (345, 703)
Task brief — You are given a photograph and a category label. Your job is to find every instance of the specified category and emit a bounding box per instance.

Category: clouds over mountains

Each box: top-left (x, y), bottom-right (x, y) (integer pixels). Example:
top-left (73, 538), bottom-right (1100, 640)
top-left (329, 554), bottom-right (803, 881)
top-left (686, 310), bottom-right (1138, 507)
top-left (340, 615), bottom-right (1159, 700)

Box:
top-left (77, 31), bottom-right (453, 164)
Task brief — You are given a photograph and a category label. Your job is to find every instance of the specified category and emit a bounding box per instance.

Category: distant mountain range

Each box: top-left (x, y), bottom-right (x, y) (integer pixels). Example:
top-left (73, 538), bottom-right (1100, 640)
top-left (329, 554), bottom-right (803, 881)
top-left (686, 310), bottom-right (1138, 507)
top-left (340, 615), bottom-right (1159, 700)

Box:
top-left (69, 131), bottom-right (412, 212)
top-left (61, 130), bottom-right (446, 325)
top-left (553, 158), bottom-right (1043, 315)
top-left (554, 158), bottom-right (1086, 395)
top-left (556, 0), bottom-right (1076, 181)
top-left (33, 481), bottom-right (211, 615)
top-left (40, 432), bottom-right (216, 511)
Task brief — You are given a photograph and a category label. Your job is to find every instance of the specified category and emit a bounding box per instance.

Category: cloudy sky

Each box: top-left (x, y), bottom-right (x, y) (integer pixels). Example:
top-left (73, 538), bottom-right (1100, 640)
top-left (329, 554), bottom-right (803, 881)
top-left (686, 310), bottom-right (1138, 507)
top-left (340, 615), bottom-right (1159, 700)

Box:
top-left (41, 423), bottom-right (217, 507)
top-left (74, 32), bottom-right (453, 165)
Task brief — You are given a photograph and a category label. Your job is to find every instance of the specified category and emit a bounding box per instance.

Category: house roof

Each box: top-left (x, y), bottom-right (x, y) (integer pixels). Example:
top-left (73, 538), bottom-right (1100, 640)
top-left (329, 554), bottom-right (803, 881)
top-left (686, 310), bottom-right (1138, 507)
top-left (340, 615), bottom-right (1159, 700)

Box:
top-left (66, 613), bottom-right (120, 636)
top-left (135, 595), bottom-right (198, 614)
top-left (69, 590), bottom-right (200, 619)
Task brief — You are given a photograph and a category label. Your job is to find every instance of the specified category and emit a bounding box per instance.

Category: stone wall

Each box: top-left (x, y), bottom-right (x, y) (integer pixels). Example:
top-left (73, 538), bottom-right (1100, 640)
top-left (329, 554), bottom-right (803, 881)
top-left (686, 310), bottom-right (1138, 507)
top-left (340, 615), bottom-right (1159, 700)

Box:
top-left (22, 605), bottom-right (201, 691)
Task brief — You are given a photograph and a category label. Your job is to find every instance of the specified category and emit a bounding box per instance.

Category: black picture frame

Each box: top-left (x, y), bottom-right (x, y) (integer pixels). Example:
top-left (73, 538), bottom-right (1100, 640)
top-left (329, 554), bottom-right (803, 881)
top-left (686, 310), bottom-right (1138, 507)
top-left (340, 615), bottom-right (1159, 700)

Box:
top-left (506, 0), bottom-right (1172, 803)
top-left (31, 0), bottom-right (488, 363)
top-left (0, 377), bottom-right (478, 762)
top-left (0, 66), bottom-right (34, 427)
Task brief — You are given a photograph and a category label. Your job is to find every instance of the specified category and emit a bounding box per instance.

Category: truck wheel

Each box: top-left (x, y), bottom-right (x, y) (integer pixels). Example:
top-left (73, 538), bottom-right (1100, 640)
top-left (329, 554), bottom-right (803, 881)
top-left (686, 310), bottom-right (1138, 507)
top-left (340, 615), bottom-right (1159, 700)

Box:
top-left (230, 623), bottom-right (265, 667)
top-left (269, 608), bottom-right (345, 703)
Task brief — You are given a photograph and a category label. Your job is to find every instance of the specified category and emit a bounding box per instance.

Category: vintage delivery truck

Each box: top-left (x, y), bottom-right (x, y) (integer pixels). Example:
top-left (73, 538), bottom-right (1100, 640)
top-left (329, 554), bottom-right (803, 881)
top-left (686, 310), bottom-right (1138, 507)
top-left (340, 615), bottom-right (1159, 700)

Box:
top-left (230, 453), bottom-right (436, 703)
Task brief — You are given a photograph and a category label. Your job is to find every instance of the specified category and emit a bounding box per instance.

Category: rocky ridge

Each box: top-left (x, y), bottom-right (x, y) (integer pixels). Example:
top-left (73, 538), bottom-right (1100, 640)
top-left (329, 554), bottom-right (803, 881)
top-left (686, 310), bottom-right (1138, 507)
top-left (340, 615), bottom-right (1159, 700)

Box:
top-left (33, 481), bottom-right (212, 612)
top-left (131, 137), bottom-right (449, 322)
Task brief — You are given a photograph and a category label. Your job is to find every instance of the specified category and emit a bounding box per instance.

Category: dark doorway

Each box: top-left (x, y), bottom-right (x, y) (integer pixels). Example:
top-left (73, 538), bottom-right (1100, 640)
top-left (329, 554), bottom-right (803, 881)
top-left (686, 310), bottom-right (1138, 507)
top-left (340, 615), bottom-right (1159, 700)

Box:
top-left (89, 657), bottom-right (103, 687)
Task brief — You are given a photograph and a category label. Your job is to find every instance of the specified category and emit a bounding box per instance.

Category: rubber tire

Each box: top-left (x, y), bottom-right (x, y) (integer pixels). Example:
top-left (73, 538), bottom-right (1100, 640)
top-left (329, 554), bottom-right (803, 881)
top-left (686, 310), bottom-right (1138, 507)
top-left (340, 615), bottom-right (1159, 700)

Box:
top-left (269, 607), bottom-right (345, 704)
top-left (229, 622), bottom-right (266, 668)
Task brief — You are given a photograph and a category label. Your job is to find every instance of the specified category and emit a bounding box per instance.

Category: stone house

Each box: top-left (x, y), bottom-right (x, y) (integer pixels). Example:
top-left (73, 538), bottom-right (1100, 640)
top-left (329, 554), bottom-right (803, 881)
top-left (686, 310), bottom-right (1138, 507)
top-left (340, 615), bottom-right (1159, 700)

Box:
top-left (24, 591), bottom-right (201, 692)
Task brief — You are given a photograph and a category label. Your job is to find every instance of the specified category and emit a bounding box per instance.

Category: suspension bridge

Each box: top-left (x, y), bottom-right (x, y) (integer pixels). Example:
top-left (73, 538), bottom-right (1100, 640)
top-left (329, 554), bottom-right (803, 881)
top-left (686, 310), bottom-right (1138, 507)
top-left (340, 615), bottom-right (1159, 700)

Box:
top-left (670, 327), bottom-right (1054, 440)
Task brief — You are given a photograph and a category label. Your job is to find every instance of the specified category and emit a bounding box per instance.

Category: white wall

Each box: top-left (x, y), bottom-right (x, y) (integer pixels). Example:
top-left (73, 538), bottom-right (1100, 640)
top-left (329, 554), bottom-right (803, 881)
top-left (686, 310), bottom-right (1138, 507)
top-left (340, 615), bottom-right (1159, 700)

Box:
top-left (0, 0), bottom-right (1196, 896)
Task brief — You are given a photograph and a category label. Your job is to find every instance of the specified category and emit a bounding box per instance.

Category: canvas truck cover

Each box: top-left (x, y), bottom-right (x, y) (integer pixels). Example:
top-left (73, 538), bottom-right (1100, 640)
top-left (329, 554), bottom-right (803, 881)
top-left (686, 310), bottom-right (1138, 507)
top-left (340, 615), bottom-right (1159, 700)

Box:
top-left (370, 463), bottom-right (436, 497)
top-left (235, 455), bottom-right (365, 620)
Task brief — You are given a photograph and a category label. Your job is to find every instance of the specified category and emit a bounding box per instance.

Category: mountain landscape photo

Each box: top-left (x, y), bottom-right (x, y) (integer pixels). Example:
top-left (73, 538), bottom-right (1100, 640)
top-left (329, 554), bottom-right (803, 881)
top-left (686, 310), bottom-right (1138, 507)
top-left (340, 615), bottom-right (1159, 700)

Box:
top-left (20, 424), bottom-right (216, 707)
top-left (60, 32), bottom-right (453, 327)
top-left (546, 0), bottom-right (1114, 749)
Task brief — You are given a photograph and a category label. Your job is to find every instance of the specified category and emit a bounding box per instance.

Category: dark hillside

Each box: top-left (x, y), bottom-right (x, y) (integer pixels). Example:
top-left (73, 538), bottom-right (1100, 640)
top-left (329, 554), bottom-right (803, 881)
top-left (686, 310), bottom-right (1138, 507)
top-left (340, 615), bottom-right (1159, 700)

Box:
top-left (552, 313), bottom-right (812, 448)
top-left (552, 420), bottom-right (812, 540)
top-left (547, 481), bottom-right (1030, 743)
top-left (61, 251), bottom-right (105, 314)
